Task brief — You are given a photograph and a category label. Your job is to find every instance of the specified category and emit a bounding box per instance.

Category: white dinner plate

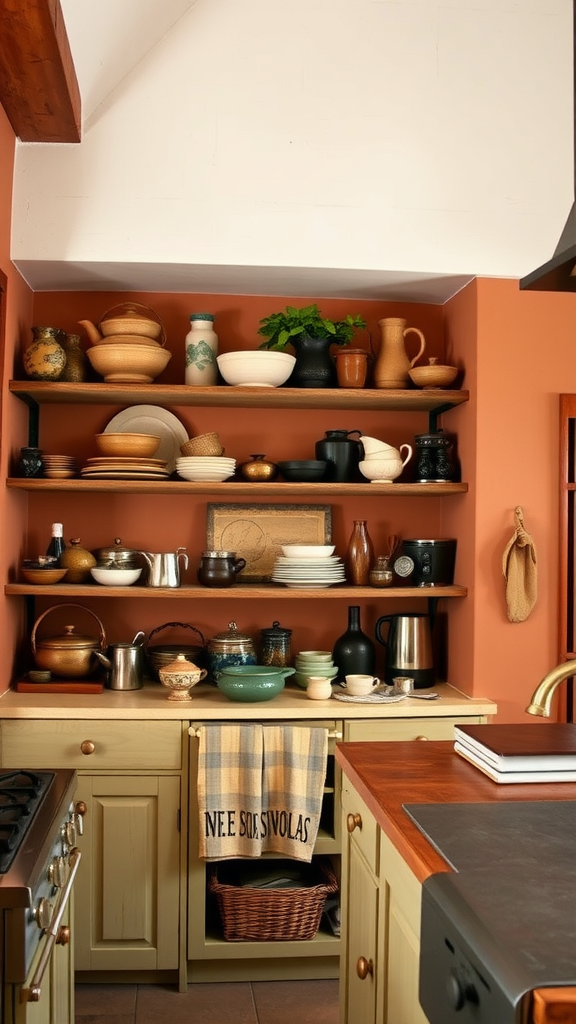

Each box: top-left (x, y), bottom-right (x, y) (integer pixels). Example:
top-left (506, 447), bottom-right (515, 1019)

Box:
top-left (103, 405), bottom-right (190, 474)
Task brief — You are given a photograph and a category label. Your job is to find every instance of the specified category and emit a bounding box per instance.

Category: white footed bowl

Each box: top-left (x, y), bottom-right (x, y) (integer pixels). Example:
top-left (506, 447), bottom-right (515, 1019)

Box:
top-left (359, 459), bottom-right (404, 482)
top-left (91, 567), bottom-right (142, 586)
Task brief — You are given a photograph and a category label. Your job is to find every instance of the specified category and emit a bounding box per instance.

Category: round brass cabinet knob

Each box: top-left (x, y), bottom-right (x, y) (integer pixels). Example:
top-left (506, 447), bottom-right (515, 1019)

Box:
top-left (56, 925), bottom-right (70, 946)
top-left (416, 735), bottom-right (429, 741)
top-left (346, 812), bottom-right (362, 834)
top-left (80, 740), bottom-right (95, 755)
top-left (75, 801), bottom-right (87, 816)
top-left (356, 957), bottom-right (374, 980)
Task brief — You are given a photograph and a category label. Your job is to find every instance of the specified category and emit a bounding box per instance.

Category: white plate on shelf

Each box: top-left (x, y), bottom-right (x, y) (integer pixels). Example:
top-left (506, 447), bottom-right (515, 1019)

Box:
top-left (103, 405), bottom-right (189, 474)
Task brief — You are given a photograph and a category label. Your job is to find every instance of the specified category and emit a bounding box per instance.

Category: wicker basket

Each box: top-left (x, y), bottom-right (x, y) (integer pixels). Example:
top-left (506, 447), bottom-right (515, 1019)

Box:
top-left (180, 432), bottom-right (223, 457)
top-left (208, 859), bottom-right (338, 942)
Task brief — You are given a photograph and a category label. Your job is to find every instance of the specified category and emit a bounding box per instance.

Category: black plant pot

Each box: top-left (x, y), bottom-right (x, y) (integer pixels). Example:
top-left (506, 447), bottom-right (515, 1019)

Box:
top-left (287, 334), bottom-right (338, 388)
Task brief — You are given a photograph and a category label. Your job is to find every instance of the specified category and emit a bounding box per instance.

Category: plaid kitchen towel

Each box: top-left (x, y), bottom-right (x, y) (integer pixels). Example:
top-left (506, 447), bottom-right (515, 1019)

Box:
top-left (198, 723), bottom-right (264, 859)
top-left (261, 725), bottom-right (328, 863)
top-left (197, 724), bottom-right (328, 862)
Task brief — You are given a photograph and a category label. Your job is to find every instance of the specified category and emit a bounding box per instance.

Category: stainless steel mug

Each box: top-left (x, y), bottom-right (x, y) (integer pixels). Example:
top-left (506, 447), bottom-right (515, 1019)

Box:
top-left (95, 642), bottom-right (145, 690)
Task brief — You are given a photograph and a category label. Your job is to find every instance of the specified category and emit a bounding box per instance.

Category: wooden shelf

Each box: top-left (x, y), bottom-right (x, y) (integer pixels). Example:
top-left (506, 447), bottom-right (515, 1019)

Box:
top-left (9, 380), bottom-right (469, 413)
top-left (5, 583), bottom-right (467, 599)
top-left (7, 478), bottom-right (468, 497)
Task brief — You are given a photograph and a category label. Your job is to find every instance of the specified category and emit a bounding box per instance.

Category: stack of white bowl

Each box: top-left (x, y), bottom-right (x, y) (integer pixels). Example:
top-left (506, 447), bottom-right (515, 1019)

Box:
top-left (271, 544), bottom-right (346, 589)
top-left (293, 650), bottom-right (338, 689)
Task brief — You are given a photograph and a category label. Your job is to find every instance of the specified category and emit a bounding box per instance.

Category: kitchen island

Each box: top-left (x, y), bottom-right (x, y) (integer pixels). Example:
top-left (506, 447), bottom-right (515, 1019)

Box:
top-left (0, 683), bottom-right (495, 990)
top-left (335, 738), bottom-right (576, 1024)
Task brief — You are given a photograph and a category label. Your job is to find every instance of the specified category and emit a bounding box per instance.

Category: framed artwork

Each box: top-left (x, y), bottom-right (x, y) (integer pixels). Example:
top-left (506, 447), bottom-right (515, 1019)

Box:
top-left (206, 503), bottom-right (332, 582)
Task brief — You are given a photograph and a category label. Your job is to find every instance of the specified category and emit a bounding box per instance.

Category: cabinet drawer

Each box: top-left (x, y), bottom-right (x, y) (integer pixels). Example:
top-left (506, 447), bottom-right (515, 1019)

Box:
top-left (0, 720), bottom-right (182, 770)
top-left (344, 716), bottom-right (483, 744)
top-left (341, 781), bottom-right (379, 877)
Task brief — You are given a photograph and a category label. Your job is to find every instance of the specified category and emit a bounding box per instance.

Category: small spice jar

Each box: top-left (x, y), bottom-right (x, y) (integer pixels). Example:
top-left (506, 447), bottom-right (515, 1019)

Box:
top-left (259, 621), bottom-right (292, 668)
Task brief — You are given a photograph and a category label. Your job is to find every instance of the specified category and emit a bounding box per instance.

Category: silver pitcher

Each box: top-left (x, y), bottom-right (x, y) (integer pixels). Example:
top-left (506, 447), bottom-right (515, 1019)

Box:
top-left (139, 547), bottom-right (188, 587)
top-left (94, 632), bottom-right (146, 690)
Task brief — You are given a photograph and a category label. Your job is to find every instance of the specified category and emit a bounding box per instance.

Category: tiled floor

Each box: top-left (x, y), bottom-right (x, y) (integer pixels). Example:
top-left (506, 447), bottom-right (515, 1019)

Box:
top-left (75, 979), bottom-right (339, 1024)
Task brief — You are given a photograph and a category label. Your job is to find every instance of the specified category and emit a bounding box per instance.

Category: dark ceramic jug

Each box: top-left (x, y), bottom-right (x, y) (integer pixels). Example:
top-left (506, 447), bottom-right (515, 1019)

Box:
top-left (315, 429), bottom-right (363, 482)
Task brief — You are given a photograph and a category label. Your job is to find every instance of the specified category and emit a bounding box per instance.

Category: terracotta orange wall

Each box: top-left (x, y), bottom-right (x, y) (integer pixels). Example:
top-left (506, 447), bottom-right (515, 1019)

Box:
top-left (0, 102), bottom-right (34, 690)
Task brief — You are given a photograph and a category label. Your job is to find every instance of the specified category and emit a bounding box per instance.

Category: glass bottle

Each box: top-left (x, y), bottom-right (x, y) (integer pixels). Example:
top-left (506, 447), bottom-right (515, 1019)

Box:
top-left (346, 520), bottom-right (374, 586)
top-left (332, 606), bottom-right (376, 682)
top-left (185, 313), bottom-right (218, 386)
top-left (46, 522), bottom-right (65, 562)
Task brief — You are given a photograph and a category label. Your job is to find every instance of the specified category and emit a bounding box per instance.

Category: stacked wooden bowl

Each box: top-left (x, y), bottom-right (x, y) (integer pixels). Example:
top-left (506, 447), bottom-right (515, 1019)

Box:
top-left (83, 303), bottom-right (172, 383)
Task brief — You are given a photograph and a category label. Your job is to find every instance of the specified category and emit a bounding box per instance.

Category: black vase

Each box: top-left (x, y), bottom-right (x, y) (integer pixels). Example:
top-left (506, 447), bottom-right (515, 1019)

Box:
top-left (332, 605), bottom-right (376, 683)
top-left (288, 334), bottom-right (338, 388)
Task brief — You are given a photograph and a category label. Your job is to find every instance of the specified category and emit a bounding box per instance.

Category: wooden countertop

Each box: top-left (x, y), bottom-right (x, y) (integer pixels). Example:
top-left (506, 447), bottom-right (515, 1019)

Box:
top-left (335, 738), bottom-right (576, 883)
top-left (0, 681), bottom-right (495, 721)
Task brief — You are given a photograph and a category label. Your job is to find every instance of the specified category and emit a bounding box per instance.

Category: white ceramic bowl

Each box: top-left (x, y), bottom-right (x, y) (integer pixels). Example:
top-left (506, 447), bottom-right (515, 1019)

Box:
top-left (359, 435), bottom-right (395, 456)
top-left (281, 545), bottom-right (335, 558)
top-left (294, 668), bottom-right (338, 688)
top-left (363, 449), bottom-right (403, 461)
top-left (91, 567), bottom-right (142, 586)
top-left (359, 458), bottom-right (403, 482)
top-left (217, 350), bottom-right (296, 387)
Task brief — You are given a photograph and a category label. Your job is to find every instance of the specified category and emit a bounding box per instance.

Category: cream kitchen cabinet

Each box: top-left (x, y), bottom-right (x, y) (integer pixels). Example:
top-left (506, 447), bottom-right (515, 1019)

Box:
top-left (340, 779), bottom-right (428, 1024)
top-left (0, 720), bottom-right (185, 977)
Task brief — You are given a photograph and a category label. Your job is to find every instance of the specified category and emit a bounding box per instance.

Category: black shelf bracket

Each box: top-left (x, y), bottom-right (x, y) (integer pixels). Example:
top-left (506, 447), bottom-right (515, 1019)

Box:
top-left (12, 390), bottom-right (40, 448)
top-left (428, 403), bottom-right (454, 433)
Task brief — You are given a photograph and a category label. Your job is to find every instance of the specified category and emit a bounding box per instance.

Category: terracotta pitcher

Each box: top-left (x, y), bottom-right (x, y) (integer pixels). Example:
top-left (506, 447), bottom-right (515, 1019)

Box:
top-left (374, 318), bottom-right (426, 389)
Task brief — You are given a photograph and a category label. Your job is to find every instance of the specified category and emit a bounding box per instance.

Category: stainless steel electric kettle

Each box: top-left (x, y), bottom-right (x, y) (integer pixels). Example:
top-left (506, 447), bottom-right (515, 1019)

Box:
top-left (374, 612), bottom-right (434, 688)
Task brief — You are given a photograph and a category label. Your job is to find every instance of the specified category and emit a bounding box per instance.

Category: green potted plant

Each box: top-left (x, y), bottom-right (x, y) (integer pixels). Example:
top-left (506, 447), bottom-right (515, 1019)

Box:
top-left (257, 304), bottom-right (366, 388)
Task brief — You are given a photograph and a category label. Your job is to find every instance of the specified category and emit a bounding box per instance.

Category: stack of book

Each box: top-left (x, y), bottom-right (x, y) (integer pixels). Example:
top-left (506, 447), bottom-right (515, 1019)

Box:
top-left (454, 723), bottom-right (576, 783)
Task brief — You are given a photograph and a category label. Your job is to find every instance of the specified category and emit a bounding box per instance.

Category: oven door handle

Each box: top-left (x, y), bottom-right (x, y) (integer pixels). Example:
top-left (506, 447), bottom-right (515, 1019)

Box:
top-left (21, 846), bottom-right (82, 1004)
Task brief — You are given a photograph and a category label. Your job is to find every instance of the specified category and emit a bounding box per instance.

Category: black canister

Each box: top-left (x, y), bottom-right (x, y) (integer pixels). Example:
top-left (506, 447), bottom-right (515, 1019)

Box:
top-left (393, 539), bottom-right (457, 587)
top-left (414, 430), bottom-right (457, 483)
top-left (315, 429), bottom-right (363, 482)
top-left (259, 621), bottom-right (292, 667)
top-left (18, 447), bottom-right (43, 478)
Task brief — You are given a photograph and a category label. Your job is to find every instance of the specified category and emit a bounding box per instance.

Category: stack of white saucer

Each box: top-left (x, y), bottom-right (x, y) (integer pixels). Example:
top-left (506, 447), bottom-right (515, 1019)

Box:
top-left (175, 457), bottom-right (236, 482)
top-left (271, 544), bottom-right (346, 589)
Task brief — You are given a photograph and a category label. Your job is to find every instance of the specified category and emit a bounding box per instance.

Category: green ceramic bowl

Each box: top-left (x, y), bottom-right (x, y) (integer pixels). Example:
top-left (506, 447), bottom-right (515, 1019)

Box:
top-left (217, 665), bottom-right (295, 702)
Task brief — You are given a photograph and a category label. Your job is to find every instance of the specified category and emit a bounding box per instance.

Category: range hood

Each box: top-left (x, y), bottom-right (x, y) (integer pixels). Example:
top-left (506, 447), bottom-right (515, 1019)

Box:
top-left (520, 6), bottom-right (576, 291)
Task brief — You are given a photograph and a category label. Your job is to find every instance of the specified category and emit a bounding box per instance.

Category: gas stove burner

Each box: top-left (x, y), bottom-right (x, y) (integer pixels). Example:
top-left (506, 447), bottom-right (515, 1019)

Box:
top-left (0, 771), bottom-right (55, 873)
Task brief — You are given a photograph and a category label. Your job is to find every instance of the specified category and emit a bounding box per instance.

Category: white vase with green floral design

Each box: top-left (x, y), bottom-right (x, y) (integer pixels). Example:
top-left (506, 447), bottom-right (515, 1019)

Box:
top-left (185, 313), bottom-right (218, 386)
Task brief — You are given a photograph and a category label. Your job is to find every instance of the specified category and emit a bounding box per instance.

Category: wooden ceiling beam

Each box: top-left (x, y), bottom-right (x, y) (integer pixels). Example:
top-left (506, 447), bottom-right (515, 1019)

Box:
top-left (0, 0), bottom-right (81, 143)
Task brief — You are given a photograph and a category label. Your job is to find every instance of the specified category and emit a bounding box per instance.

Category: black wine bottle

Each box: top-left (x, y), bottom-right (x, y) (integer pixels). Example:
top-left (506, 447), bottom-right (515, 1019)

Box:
top-left (46, 522), bottom-right (65, 563)
top-left (332, 605), bottom-right (376, 682)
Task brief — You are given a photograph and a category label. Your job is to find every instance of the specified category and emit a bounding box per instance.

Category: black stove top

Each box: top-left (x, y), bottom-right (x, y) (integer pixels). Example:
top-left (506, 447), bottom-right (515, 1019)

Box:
top-left (0, 771), bottom-right (55, 873)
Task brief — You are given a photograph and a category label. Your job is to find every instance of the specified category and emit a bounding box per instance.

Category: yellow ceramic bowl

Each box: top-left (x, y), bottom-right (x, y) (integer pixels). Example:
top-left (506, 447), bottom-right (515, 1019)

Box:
top-left (95, 432), bottom-right (161, 458)
top-left (86, 344), bottom-right (172, 383)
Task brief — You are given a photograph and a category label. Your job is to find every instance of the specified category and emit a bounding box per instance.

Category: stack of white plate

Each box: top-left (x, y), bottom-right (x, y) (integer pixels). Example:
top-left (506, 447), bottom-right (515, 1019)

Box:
top-left (80, 457), bottom-right (170, 480)
top-left (175, 456), bottom-right (236, 482)
top-left (271, 554), bottom-right (346, 589)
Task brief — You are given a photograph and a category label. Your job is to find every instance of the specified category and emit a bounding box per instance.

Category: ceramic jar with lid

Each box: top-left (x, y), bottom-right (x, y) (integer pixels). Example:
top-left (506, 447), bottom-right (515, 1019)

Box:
top-left (206, 622), bottom-right (257, 683)
top-left (414, 430), bottom-right (457, 483)
top-left (259, 620), bottom-right (292, 667)
top-left (59, 538), bottom-right (97, 583)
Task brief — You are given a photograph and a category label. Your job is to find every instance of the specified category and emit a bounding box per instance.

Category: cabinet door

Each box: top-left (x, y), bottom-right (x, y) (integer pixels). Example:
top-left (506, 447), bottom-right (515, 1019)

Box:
top-left (74, 775), bottom-right (181, 971)
top-left (380, 831), bottom-right (429, 1024)
top-left (344, 840), bottom-right (379, 1024)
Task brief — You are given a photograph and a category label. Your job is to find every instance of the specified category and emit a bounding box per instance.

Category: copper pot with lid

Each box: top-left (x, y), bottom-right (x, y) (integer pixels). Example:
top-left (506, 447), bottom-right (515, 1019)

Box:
top-left (31, 603), bottom-right (107, 678)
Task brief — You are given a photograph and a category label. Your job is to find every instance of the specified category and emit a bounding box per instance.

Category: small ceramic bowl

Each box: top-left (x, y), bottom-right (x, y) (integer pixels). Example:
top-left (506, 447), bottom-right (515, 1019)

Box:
top-left (294, 668), bottom-right (339, 689)
top-left (408, 361), bottom-right (459, 389)
top-left (90, 567), bottom-right (142, 586)
top-left (21, 567), bottom-right (68, 585)
top-left (359, 459), bottom-right (404, 482)
top-left (295, 650), bottom-right (333, 662)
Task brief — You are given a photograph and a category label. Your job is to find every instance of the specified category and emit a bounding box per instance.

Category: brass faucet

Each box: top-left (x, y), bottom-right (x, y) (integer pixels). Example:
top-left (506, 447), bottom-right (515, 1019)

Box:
top-left (526, 658), bottom-right (576, 716)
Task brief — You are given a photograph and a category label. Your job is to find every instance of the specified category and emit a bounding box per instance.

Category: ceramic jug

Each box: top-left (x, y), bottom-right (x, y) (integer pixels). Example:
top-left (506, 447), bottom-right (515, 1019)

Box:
top-left (374, 318), bottom-right (426, 389)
